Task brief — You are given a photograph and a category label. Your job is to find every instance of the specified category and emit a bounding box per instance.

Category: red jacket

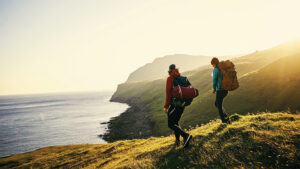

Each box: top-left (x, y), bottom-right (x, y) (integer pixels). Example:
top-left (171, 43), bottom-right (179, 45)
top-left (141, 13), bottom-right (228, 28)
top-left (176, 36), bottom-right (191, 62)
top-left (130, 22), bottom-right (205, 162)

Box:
top-left (164, 69), bottom-right (181, 109)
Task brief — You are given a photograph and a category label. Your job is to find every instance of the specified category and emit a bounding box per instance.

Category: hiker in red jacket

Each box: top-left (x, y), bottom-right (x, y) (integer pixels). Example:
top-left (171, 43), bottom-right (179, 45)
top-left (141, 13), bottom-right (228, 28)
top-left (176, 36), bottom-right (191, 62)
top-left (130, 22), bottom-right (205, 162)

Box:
top-left (164, 64), bottom-right (192, 148)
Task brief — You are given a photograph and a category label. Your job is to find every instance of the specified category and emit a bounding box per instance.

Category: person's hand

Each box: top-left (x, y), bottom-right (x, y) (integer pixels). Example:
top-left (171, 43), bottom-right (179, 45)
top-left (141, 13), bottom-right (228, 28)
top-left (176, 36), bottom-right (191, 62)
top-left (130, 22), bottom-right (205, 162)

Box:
top-left (212, 90), bottom-right (216, 94)
top-left (164, 108), bottom-right (168, 114)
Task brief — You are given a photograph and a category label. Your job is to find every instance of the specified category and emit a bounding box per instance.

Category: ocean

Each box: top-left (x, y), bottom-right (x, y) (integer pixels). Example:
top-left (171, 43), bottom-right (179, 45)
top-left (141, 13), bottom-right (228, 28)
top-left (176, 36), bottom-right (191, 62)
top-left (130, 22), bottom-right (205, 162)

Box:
top-left (0, 91), bottom-right (129, 158)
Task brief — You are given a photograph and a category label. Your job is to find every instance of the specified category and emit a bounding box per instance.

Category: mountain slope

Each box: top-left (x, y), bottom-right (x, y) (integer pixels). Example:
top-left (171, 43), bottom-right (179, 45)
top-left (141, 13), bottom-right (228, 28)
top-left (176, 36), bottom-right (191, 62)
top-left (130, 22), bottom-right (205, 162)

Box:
top-left (126, 54), bottom-right (234, 82)
top-left (108, 39), bottom-right (300, 140)
top-left (180, 54), bottom-right (300, 130)
top-left (0, 112), bottom-right (299, 169)
top-left (228, 54), bottom-right (300, 112)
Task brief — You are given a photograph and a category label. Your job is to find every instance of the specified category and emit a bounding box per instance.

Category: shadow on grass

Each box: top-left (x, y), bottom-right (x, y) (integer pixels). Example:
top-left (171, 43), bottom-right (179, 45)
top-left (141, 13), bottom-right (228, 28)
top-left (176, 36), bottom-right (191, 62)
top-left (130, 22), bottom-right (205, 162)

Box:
top-left (153, 119), bottom-right (298, 169)
top-left (153, 123), bottom-right (228, 169)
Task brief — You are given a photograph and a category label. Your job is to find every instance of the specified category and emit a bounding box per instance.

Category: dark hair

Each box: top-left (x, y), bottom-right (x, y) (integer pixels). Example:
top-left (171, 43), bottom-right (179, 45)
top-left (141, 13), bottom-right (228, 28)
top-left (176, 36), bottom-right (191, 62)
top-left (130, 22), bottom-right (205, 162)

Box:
top-left (169, 64), bottom-right (176, 70)
top-left (168, 64), bottom-right (176, 75)
top-left (211, 57), bottom-right (219, 65)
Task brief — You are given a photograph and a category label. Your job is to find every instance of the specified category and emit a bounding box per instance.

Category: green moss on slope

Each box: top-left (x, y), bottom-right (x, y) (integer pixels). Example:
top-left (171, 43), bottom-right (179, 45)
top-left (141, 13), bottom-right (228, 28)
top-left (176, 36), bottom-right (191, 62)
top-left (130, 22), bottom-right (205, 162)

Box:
top-left (0, 112), bottom-right (299, 169)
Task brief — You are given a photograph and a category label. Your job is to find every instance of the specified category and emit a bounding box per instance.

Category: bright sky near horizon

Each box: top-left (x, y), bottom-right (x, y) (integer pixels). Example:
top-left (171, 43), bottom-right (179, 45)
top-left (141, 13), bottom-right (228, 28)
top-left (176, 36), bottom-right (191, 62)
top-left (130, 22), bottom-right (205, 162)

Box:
top-left (0, 0), bottom-right (300, 95)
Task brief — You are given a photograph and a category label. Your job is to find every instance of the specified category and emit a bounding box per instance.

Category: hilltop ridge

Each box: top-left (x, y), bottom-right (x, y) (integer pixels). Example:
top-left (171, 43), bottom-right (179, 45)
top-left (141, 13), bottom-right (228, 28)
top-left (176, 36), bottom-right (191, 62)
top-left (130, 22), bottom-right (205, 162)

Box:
top-left (126, 54), bottom-right (235, 82)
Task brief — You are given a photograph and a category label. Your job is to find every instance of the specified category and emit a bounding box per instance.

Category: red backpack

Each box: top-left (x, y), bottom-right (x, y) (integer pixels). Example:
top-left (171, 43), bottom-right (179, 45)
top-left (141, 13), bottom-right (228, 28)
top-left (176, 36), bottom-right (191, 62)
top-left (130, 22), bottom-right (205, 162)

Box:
top-left (171, 76), bottom-right (199, 100)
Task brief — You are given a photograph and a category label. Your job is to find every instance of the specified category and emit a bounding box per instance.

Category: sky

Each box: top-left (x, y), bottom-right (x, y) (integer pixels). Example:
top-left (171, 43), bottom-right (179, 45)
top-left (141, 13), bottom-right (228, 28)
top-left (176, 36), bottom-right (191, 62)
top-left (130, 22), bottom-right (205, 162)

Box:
top-left (0, 0), bottom-right (300, 95)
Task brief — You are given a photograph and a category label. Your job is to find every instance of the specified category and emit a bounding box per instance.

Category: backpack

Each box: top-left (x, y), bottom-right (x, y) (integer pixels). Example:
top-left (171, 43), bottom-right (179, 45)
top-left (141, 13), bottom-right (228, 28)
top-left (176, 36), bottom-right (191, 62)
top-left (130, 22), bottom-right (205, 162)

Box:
top-left (218, 60), bottom-right (239, 91)
top-left (171, 76), bottom-right (199, 107)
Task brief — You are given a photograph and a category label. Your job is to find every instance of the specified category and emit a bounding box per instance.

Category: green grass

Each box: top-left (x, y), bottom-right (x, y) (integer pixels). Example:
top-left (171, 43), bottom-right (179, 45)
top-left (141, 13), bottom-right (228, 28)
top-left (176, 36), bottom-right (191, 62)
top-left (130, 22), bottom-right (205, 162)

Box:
top-left (0, 112), bottom-right (299, 169)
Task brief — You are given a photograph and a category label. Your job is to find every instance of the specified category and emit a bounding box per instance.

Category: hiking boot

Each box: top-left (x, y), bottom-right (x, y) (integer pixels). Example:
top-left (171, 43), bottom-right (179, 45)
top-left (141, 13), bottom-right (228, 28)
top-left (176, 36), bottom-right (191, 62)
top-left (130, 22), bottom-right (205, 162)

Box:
top-left (183, 134), bottom-right (192, 148)
top-left (223, 117), bottom-right (231, 124)
top-left (226, 119), bottom-right (231, 124)
top-left (174, 140), bottom-right (180, 147)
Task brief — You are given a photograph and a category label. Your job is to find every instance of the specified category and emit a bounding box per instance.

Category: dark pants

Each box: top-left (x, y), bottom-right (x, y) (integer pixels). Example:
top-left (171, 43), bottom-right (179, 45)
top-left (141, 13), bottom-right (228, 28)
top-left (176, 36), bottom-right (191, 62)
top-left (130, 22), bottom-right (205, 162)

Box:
top-left (215, 90), bottom-right (229, 123)
top-left (168, 104), bottom-right (188, 141)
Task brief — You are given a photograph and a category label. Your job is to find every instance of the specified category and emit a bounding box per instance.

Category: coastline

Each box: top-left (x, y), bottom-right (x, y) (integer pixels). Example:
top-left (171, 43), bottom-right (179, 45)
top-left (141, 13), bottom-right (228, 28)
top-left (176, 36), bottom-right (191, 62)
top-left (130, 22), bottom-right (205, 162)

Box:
top-left (0, 91), bottom-right (129, 158)
top-left (101, 95), bottom-right (153, 142)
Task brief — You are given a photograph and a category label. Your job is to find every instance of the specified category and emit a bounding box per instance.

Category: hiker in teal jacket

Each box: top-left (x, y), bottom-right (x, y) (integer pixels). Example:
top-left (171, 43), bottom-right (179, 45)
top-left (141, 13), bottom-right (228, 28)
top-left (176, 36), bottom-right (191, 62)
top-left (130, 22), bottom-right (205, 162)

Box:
top-left (211, 57), bottom-right (230, 124)
top-left (212, 66), bottom-right (223, 91)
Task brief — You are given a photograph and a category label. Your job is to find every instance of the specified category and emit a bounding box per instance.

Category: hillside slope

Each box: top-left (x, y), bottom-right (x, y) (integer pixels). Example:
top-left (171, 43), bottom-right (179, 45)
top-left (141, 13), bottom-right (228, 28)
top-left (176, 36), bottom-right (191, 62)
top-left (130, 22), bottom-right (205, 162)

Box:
top-left (126, 54), bottom-right (234, 82)
top-left (180, 54), bottom-right (300, 130)
top-left (0, 112), bottom-right (299, 169)
top-left (107, 39), bottom-right (300, 140)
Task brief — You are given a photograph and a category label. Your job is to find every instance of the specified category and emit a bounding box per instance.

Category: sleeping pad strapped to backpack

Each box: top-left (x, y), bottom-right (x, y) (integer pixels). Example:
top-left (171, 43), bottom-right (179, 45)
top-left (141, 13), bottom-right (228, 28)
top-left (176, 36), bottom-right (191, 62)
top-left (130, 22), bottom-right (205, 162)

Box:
top-left (171, 75), bottom-right (199, 107)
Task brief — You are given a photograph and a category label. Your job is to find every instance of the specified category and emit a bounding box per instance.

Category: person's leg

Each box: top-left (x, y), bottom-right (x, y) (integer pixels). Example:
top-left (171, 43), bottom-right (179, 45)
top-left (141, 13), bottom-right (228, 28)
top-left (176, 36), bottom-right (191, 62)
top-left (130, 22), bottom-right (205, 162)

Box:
top-left (216, 90), bottom-right (228, 123)
top-left (168, 106), bottom-right (189, 139)
top-left (172, 105), bottom-right (192, 148)
top-left (221, 90), bottom-right (229, 121)
top-left (175, 133), bottom-right (180, 141)
top-left (215, 91), bottom-right (224, 122)
top-left (174, 115), bottom-right (181, 141)
top-left (174, 106), bottom-right (185, 140)
top-left (168, 105), bottom-right (178, 142)
top-left (174, 123), bottom-right (180, 147)
top-left (168, 105), bottom-right (181, 143)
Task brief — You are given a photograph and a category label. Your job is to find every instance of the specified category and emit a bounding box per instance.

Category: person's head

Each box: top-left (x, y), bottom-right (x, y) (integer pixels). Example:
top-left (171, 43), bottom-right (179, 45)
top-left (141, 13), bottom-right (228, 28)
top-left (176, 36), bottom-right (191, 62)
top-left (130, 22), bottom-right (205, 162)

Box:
top-left (168, 64), bottom-right (176, 75)
top-left (211, 57), bottom-right (219, 68)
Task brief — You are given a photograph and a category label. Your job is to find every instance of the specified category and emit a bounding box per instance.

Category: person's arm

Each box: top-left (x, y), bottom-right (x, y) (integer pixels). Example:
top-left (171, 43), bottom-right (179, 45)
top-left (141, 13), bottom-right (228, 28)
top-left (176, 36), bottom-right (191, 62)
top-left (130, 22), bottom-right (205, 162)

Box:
top-left (212, 68), bottom-right (218, 91)
top-left (164, 76), bottom-right (173, 109)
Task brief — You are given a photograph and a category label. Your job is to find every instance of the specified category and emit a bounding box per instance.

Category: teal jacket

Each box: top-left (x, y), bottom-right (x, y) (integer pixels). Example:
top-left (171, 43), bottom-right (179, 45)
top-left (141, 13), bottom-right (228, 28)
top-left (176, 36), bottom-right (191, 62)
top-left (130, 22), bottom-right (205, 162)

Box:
top-left (212, 67), bottom-right (223, 91)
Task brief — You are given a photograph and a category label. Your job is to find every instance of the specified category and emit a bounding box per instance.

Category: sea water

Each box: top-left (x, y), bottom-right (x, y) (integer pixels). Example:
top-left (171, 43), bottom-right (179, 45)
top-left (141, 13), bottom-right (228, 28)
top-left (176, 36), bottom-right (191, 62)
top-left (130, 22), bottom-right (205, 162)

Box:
top-left (0, 91), bottom-right (129, 158)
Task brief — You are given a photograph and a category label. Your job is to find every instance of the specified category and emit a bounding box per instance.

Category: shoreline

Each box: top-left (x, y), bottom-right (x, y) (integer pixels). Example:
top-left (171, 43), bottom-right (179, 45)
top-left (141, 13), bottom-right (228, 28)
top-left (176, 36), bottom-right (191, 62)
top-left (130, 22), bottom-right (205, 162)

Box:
top-left (101, 96), bottom-right (153, 142)
top-left (0, 91), bottom-right (128, 158)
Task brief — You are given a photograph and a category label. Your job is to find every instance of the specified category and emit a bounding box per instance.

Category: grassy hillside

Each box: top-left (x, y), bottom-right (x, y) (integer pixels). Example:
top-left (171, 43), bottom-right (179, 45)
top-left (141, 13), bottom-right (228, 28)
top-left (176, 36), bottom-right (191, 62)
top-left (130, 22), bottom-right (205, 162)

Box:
top-left (110, 39), bottom-right (300, 137)
top-left (180, 54), bottom-right (300, 130)
top-left (226, 54), bottom-right (300, 113)
top-left (1, 112), bottom-right (299, 169)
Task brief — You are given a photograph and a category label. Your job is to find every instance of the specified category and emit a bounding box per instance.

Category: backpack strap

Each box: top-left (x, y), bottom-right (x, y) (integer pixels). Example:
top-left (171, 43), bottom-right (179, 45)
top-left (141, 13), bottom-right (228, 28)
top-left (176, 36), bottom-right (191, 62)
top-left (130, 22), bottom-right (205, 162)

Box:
top-left (171, 75), bottom-right (177, 88)
top-left (172, 75), bottom-right (183, 99)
